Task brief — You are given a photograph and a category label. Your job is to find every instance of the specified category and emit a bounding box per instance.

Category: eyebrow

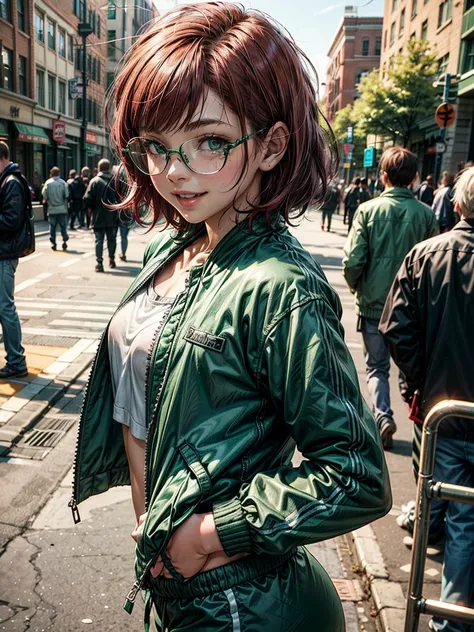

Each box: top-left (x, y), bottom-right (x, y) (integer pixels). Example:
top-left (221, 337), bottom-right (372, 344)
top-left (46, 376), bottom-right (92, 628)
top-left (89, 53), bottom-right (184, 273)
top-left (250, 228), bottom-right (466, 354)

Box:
top-left (183, 118), bottom-right (230, 132)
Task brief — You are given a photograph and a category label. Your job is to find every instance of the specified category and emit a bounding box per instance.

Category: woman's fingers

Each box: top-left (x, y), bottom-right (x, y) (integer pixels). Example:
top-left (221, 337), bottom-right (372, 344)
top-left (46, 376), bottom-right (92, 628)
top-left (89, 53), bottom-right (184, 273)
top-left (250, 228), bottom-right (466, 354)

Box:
top-left (131, 512), bottom-right (148, 542)
top-left (150, 557), bottom-right (164, 578)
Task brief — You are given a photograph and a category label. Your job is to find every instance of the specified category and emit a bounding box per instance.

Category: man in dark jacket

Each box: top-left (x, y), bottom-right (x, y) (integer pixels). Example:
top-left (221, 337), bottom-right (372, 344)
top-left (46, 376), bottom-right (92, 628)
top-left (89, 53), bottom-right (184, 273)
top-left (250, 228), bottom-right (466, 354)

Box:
top-left (67, 169), bottom-right (85, 230)
top-left (343, 177), bottom-right (360, 229)
top-left (0, 142), bottom-right (33, 379)
top-left (343, 147), bottom-right (437, 448)
top-left (379, 166), bottom-right (474, 632)
top-left (83, 159), bottom-right (119, 272)
top-left (320, 182), bottom-right (340, 232)
top-left (432, 171), bottom-right (455, 232)
top-left (416, 174), bottom-right (435, 206)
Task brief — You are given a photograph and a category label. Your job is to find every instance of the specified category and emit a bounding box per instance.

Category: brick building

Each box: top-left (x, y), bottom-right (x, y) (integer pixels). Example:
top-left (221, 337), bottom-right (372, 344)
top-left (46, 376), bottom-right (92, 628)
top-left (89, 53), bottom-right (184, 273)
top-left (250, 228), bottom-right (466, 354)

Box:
top-left (0, 0), bottom-right (38, 182)
top-left (326, 7), bottom-right (383, 121)
top-left (31, 0), bottom-right (107, 184)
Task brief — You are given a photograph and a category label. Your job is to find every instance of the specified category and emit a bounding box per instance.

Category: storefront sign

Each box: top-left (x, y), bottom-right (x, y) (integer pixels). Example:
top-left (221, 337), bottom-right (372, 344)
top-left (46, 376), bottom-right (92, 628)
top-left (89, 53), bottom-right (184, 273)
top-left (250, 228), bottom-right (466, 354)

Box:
top-left (10, 106), bottom-right (20, 118)
top-left (85, 131), bottom-right (97, 144)
top-left (53, 120), bottom-right (66, 143)
top-left (69, 78), bottom-right (83, 100)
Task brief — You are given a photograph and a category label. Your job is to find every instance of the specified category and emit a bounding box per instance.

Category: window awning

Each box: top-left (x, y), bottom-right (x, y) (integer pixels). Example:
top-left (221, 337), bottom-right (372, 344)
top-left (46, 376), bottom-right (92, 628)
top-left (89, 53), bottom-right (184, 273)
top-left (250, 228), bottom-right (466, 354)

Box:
top-left (14, 123), bottom-right (49, 145)
top-left (0, 122), bottom-right (8, 139)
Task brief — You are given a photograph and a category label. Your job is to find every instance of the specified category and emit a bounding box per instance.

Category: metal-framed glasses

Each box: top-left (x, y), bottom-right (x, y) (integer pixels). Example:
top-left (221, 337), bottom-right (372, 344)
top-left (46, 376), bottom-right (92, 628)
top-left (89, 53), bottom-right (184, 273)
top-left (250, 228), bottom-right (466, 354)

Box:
top-left (122, 129), bottom-right (266, 176)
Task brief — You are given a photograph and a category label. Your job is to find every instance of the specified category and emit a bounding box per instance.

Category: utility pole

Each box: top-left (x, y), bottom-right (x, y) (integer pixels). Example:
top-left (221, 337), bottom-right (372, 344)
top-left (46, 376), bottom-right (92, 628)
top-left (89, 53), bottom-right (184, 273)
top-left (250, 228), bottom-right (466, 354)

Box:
top-left (78, 3), bottom-right (93, 169)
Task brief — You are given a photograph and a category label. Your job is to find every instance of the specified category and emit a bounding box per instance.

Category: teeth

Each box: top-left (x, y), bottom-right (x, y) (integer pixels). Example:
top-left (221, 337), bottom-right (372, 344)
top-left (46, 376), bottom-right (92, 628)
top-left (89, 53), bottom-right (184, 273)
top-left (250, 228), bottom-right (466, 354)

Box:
top-left (178, 194), bottom-right (198, 198)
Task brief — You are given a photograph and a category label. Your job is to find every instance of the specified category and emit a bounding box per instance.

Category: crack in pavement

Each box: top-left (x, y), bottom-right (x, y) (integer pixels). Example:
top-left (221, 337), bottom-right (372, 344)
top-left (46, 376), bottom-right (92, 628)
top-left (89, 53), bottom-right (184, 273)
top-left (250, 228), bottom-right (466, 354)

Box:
top-left (24, 534), bottom-right (58, 632)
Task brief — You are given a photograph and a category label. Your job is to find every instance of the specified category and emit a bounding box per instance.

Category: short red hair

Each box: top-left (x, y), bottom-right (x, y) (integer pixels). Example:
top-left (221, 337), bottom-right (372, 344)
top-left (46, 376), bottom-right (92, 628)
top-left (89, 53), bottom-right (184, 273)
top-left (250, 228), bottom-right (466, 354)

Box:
top-left (110, 2), bottom-right (337, 230)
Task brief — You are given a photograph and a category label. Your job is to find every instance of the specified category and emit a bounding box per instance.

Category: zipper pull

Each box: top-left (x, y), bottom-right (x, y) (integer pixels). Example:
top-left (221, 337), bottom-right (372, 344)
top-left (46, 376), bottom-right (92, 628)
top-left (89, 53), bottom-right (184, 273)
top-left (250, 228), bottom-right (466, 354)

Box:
top-left (68, 498), bottom-right (81, 524)
top-left (123, 580), bottom-right (141, 614)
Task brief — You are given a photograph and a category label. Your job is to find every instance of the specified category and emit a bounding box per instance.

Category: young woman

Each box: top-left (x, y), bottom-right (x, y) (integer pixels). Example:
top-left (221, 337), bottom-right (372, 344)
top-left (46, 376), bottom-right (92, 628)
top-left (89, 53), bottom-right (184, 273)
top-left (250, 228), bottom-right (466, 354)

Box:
top-left (70, 3), bottom-right (391, 630)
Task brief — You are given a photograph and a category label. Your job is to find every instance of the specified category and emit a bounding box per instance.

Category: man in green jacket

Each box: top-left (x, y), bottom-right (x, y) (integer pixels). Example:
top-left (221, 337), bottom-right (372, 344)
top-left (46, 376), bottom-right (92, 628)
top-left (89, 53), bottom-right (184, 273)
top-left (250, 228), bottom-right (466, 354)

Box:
top-left (342, 147), bottom-right (437, 449)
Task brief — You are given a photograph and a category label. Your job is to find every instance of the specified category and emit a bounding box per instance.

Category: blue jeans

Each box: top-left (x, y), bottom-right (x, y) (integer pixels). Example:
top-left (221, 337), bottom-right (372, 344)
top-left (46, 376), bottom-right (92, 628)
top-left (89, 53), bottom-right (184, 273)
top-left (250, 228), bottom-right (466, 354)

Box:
top-left (0, 259), bottom-right (26, 370)
top-left (360, 317), bottom-right (393, 423)
top-left (119, 224), bottom-right (129, 256)
top-left (431, 437), bottom-right (474, 632)
top-left (49, 213), bottom-right (69, 245)
top-left (94, 227), bottom-right (118, 263)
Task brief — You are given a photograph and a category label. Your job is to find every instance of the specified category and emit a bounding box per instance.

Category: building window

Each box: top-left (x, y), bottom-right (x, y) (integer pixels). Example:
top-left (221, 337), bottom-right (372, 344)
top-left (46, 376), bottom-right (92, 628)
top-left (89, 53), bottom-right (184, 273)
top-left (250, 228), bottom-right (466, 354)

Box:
top-left (438, 53), bottom-right (450, 77)
top-left (463, 38), bottom-right (474, 74)
top-left (438, 0), bottom-right (452, 27)
top-left (362, 38), bottom-right (369, 56)
top-left (421, 19), bottom-right (428, 39)
top-left (48, 74), bottom-right (56, 110)
top-left (375, 37), bottom-right (381, 56)
top-left (97, 16), bottom-right (101, 38)
top-left (384, 29), bottom-right (387, 50)
top-left (35, 11), bottom-right (44, 42)
top-left (390, 21), bottom-right (396, 45)
top-left (75, 48), bottom-right (83, 72)
top-left (108, 1), bottom-right (116, 18)
top-left (58, 80), bottom-right (66, 114)
top-left (58, 29), bottom-right (66, 57)
top-left (0, 0), bottom-right (10, 21)
top-left (107, 71), bottom-right (114, 89)
top-left (392, 0), bottom-right (398, 10)
top-left (108, 29), bottom-right (116, 60)
top-left (68, 34), bottom-right (74, 62)
top-left (48, 21), bottom-right (56, 50)
top-left (355, 69), bottom-right (369, 85)
top-left (400, 8), bottom-right (405, 35)
top-left (36, 68), bottom-right (45, 106)
top-left (97, 59), bottom-right (101, 83)
top-left (411, 0), bottom-right (418, 17)
top-left (467, 0), bottom-right (474, 10)
top-left (17, 0), bottom-right (25, 31)
top-left (18, 55), bottom-right (27, 95)
top-left (1, 47), bottom-right (13, 90)
top-left (73, 0), bottom-right (85, 19)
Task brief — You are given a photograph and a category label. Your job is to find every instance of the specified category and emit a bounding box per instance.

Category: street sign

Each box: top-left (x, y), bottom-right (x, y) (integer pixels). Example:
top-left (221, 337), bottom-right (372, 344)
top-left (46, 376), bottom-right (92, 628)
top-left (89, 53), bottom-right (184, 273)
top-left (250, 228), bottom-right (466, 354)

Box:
top-left (435, 103), bottom-right (456, 128)
top-left (347, 126), bottom-right (353, 142)
top-left (435, 139), bottom-right (447, 154)
top-left (69, 78), bottom-right (82, 100)
top-left (52, 120), bottom-right (66, 143)
top-left (343, 162), bottom-right (351, 169)
top-left (363, 147), bottom-right (375, 168)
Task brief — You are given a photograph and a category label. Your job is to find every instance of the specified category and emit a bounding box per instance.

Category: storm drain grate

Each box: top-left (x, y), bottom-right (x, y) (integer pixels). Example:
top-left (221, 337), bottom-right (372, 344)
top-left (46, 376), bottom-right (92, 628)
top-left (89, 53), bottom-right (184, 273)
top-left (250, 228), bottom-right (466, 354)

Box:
top-left (332, 579), bottom-right (363, 602)
top-left (9, 415), bottom-right (77, 460)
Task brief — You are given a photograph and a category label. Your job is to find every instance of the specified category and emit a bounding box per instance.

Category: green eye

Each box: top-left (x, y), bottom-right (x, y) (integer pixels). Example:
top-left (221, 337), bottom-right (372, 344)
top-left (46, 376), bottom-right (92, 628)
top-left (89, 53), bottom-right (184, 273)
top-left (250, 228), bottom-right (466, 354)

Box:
top-left (145, 140), bottom-right (167, 155)
top-left (199, 137), bottom-right (226, 152)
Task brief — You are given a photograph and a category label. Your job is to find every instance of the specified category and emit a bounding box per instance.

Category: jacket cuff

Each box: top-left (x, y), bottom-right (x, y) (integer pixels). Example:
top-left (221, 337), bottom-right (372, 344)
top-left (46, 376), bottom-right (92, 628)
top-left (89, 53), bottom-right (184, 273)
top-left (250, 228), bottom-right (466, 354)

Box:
top-left (213, 497), bottom-right (253, 557)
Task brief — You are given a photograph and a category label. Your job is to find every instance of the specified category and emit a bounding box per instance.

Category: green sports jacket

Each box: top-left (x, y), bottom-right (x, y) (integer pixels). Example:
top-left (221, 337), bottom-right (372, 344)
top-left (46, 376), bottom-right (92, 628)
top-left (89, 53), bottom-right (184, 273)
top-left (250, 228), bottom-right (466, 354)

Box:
top-left (69, 215), bottom-right (391, 612)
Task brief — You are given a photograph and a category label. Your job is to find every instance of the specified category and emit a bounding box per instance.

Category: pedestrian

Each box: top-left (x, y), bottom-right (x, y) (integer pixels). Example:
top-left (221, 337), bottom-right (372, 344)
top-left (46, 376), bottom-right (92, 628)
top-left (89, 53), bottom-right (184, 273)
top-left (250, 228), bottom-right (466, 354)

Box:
top-left (433, 171), bottom-right (456, 232)
top-left (416, 174), bottom-right (435, 206)
top-left (0, 141), bottom-right (34, 379)
top-left (320, 180), bottom-right (340, 231)
top-left (83, 159), bottom-right (119, 272)
top-left (66, 169), bottom-right (85, 230)
top-left (342, 147), bottom-right (438, 449)
top-left (80, 167), bottom-right (91, 228)
top-left (70, 4), bottom-right (391, 631)
top-left (359, 177), bottom-right (372, 202)
top-left (380, 166), bottom-right (474, 632)
top-left (344, 176), bottom-right (361, 230)
top-left (42, 166), bottom-right (69, 251)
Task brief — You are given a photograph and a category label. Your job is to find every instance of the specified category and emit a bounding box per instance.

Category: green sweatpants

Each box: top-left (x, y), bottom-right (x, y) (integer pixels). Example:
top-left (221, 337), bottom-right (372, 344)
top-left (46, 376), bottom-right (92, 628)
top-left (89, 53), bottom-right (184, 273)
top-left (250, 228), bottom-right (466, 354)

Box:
top-left (148, 547), bottom-right (345, 631)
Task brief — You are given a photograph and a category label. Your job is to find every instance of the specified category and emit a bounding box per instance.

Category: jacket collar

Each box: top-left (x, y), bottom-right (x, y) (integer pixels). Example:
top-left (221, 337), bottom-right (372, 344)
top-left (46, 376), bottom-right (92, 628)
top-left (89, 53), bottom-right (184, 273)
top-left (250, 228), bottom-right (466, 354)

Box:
top-left (453, 218), bottom-right (474, 232)
top-left (379, 187), bottom-right (415, 200)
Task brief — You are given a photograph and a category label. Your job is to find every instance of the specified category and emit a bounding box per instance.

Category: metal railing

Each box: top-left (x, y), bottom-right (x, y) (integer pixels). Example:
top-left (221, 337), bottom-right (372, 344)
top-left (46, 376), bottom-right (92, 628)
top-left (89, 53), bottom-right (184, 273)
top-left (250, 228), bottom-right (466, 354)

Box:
top-left (404, 400), bottom-right (474, 632)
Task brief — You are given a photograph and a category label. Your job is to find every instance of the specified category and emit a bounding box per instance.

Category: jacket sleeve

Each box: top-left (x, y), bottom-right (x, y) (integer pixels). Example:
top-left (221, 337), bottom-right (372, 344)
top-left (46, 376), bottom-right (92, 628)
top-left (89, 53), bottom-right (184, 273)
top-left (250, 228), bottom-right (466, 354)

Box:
top-left (83, 180), bottom-right (95, 207)
top-left (342, 209), bottom-right (368, 293)
top-left (379, 254), bottom-right (423, 394)
top-left (0, 178), bottom-right (25, 232)
top-left (213, 297), bottom-right (392, 557)
top-left (41, 182), bottom-right (48, 202)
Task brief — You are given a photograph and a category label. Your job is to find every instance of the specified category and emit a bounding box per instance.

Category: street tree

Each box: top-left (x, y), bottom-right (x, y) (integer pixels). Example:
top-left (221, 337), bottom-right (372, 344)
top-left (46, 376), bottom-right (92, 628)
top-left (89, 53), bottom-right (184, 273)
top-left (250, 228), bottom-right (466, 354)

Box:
top-left (353, 39), bottom-right (439, 147)
top-left (332, 104), bottom-right (365, 169)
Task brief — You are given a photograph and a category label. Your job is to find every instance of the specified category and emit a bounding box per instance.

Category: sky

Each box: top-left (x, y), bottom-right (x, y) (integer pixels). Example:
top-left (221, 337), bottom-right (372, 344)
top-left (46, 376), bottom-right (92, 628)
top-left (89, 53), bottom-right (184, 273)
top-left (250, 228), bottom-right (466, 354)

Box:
top-left (151, 0), bottom-right (385, 82)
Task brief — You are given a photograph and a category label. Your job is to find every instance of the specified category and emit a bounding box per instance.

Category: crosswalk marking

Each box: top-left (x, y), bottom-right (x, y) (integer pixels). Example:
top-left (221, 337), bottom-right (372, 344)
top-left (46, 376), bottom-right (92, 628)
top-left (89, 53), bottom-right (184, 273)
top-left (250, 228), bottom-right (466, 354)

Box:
top-left (19, 253), bottom-right (44, 263)
top-left (17, 310), bottom-right (48, 317)
top-left (16, 296), bottom-right (118, 306)
top-left (58, 257), bottom-right (81, 268)
top-left (21, 327), bottom-right (98, 339)
top-left (16, 272), bottom-right (53, 293)
top-left (50, 319), bottom-right (106, 329)
top-left (61, 312), bottom-right (110, 321)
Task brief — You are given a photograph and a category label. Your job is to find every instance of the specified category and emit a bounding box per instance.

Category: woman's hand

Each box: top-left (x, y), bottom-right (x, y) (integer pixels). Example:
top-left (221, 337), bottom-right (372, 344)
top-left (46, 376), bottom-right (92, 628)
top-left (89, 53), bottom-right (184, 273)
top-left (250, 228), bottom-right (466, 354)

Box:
top-left (150, 513), bottom-right (225, 579)
top-left (131, 512), bottom-right (147, 543)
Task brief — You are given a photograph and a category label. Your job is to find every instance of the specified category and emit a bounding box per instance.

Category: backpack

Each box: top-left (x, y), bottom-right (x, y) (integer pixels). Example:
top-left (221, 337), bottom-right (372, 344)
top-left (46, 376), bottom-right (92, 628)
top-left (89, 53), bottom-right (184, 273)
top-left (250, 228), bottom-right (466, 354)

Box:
top-left (0, 167), bottom-right (35, 258)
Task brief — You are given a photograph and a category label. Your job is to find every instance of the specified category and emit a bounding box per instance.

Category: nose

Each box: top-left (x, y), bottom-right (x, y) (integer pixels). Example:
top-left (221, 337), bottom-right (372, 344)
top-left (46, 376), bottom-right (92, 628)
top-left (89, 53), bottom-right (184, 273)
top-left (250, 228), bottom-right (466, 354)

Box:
top-left (166, 154), bottom-right (190, 183)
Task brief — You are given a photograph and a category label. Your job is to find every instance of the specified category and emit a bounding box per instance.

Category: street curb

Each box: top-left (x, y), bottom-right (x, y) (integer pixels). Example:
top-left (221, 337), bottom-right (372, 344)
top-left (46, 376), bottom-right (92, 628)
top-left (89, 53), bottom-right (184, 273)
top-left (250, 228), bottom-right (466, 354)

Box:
top-left (0, 339), bottom-right (97, 456)
top-left (351, 525), bottom-right (407, 632)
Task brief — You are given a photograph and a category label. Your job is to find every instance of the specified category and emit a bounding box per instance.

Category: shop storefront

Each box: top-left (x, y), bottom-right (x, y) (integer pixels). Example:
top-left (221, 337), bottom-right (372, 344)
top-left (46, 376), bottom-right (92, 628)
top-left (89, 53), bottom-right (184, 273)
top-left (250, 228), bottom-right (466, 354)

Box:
top-left (0, 91), bottom-right (37, 183)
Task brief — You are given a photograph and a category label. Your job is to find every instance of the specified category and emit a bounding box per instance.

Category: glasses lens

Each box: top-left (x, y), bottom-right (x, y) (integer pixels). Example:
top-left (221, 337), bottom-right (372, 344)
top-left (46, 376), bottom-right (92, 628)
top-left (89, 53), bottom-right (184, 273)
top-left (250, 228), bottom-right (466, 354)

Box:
top-left (126, 138), bottom-right (166, 176)
top-left (182, 137), bottom-right (227, 175)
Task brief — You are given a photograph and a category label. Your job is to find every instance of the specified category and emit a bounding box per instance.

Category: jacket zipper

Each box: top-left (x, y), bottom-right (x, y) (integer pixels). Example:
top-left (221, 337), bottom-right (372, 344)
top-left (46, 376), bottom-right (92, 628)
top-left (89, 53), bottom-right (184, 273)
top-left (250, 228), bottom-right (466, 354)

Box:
top-left (125, 268), bottom-right (203, 612)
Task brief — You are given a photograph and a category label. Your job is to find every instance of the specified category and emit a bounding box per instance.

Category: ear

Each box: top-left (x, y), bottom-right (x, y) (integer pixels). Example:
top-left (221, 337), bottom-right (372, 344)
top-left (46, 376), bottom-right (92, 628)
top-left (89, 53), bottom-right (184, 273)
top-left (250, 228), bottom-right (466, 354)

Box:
top-left (258, 122), bottom-right (290, 172)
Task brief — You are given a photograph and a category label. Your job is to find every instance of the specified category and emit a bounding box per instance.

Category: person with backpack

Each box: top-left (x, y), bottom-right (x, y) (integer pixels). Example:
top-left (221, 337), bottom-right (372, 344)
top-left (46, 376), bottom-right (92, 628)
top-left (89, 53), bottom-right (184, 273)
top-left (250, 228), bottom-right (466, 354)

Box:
top-left (320, 181), bottom-right (340, 231)
top-left (0, 141), bottom-right (35, 379)
top-left (83, 159), bottom-right (120, 272)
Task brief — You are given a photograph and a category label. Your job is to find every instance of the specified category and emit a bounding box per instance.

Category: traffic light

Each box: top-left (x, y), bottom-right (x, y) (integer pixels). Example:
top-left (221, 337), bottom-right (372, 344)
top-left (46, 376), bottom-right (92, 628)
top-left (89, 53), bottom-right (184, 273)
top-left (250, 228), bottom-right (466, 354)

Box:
top-left (433, 73), bottom-right (460, 103)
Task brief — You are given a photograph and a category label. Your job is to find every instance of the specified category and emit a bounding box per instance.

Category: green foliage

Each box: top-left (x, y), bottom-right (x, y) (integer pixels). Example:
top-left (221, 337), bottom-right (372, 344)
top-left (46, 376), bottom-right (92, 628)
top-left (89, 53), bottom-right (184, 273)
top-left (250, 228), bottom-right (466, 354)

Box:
top-left (332, 104), bottom-right (365, 167)
top-left (353, 39), bottom-right (439, 147)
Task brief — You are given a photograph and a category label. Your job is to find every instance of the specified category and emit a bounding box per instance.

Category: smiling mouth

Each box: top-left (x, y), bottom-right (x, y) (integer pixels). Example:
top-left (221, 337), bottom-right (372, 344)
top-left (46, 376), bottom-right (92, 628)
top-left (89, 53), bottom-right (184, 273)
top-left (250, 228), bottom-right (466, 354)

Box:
top-left (172, 192), bottom-right (207, 199)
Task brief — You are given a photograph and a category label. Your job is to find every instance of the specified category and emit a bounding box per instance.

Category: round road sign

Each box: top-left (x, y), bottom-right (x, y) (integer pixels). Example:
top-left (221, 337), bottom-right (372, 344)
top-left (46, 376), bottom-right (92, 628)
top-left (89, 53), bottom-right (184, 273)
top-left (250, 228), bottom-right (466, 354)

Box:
top-left (435, 103), bottom-right (456, 128)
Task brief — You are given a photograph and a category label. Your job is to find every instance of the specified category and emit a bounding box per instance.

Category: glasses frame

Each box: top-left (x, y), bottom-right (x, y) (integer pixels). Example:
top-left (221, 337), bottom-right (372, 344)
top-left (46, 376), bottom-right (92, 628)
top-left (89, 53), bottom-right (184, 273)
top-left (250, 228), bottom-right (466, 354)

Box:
top-left (122, 129), bottom-right (267, 176)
